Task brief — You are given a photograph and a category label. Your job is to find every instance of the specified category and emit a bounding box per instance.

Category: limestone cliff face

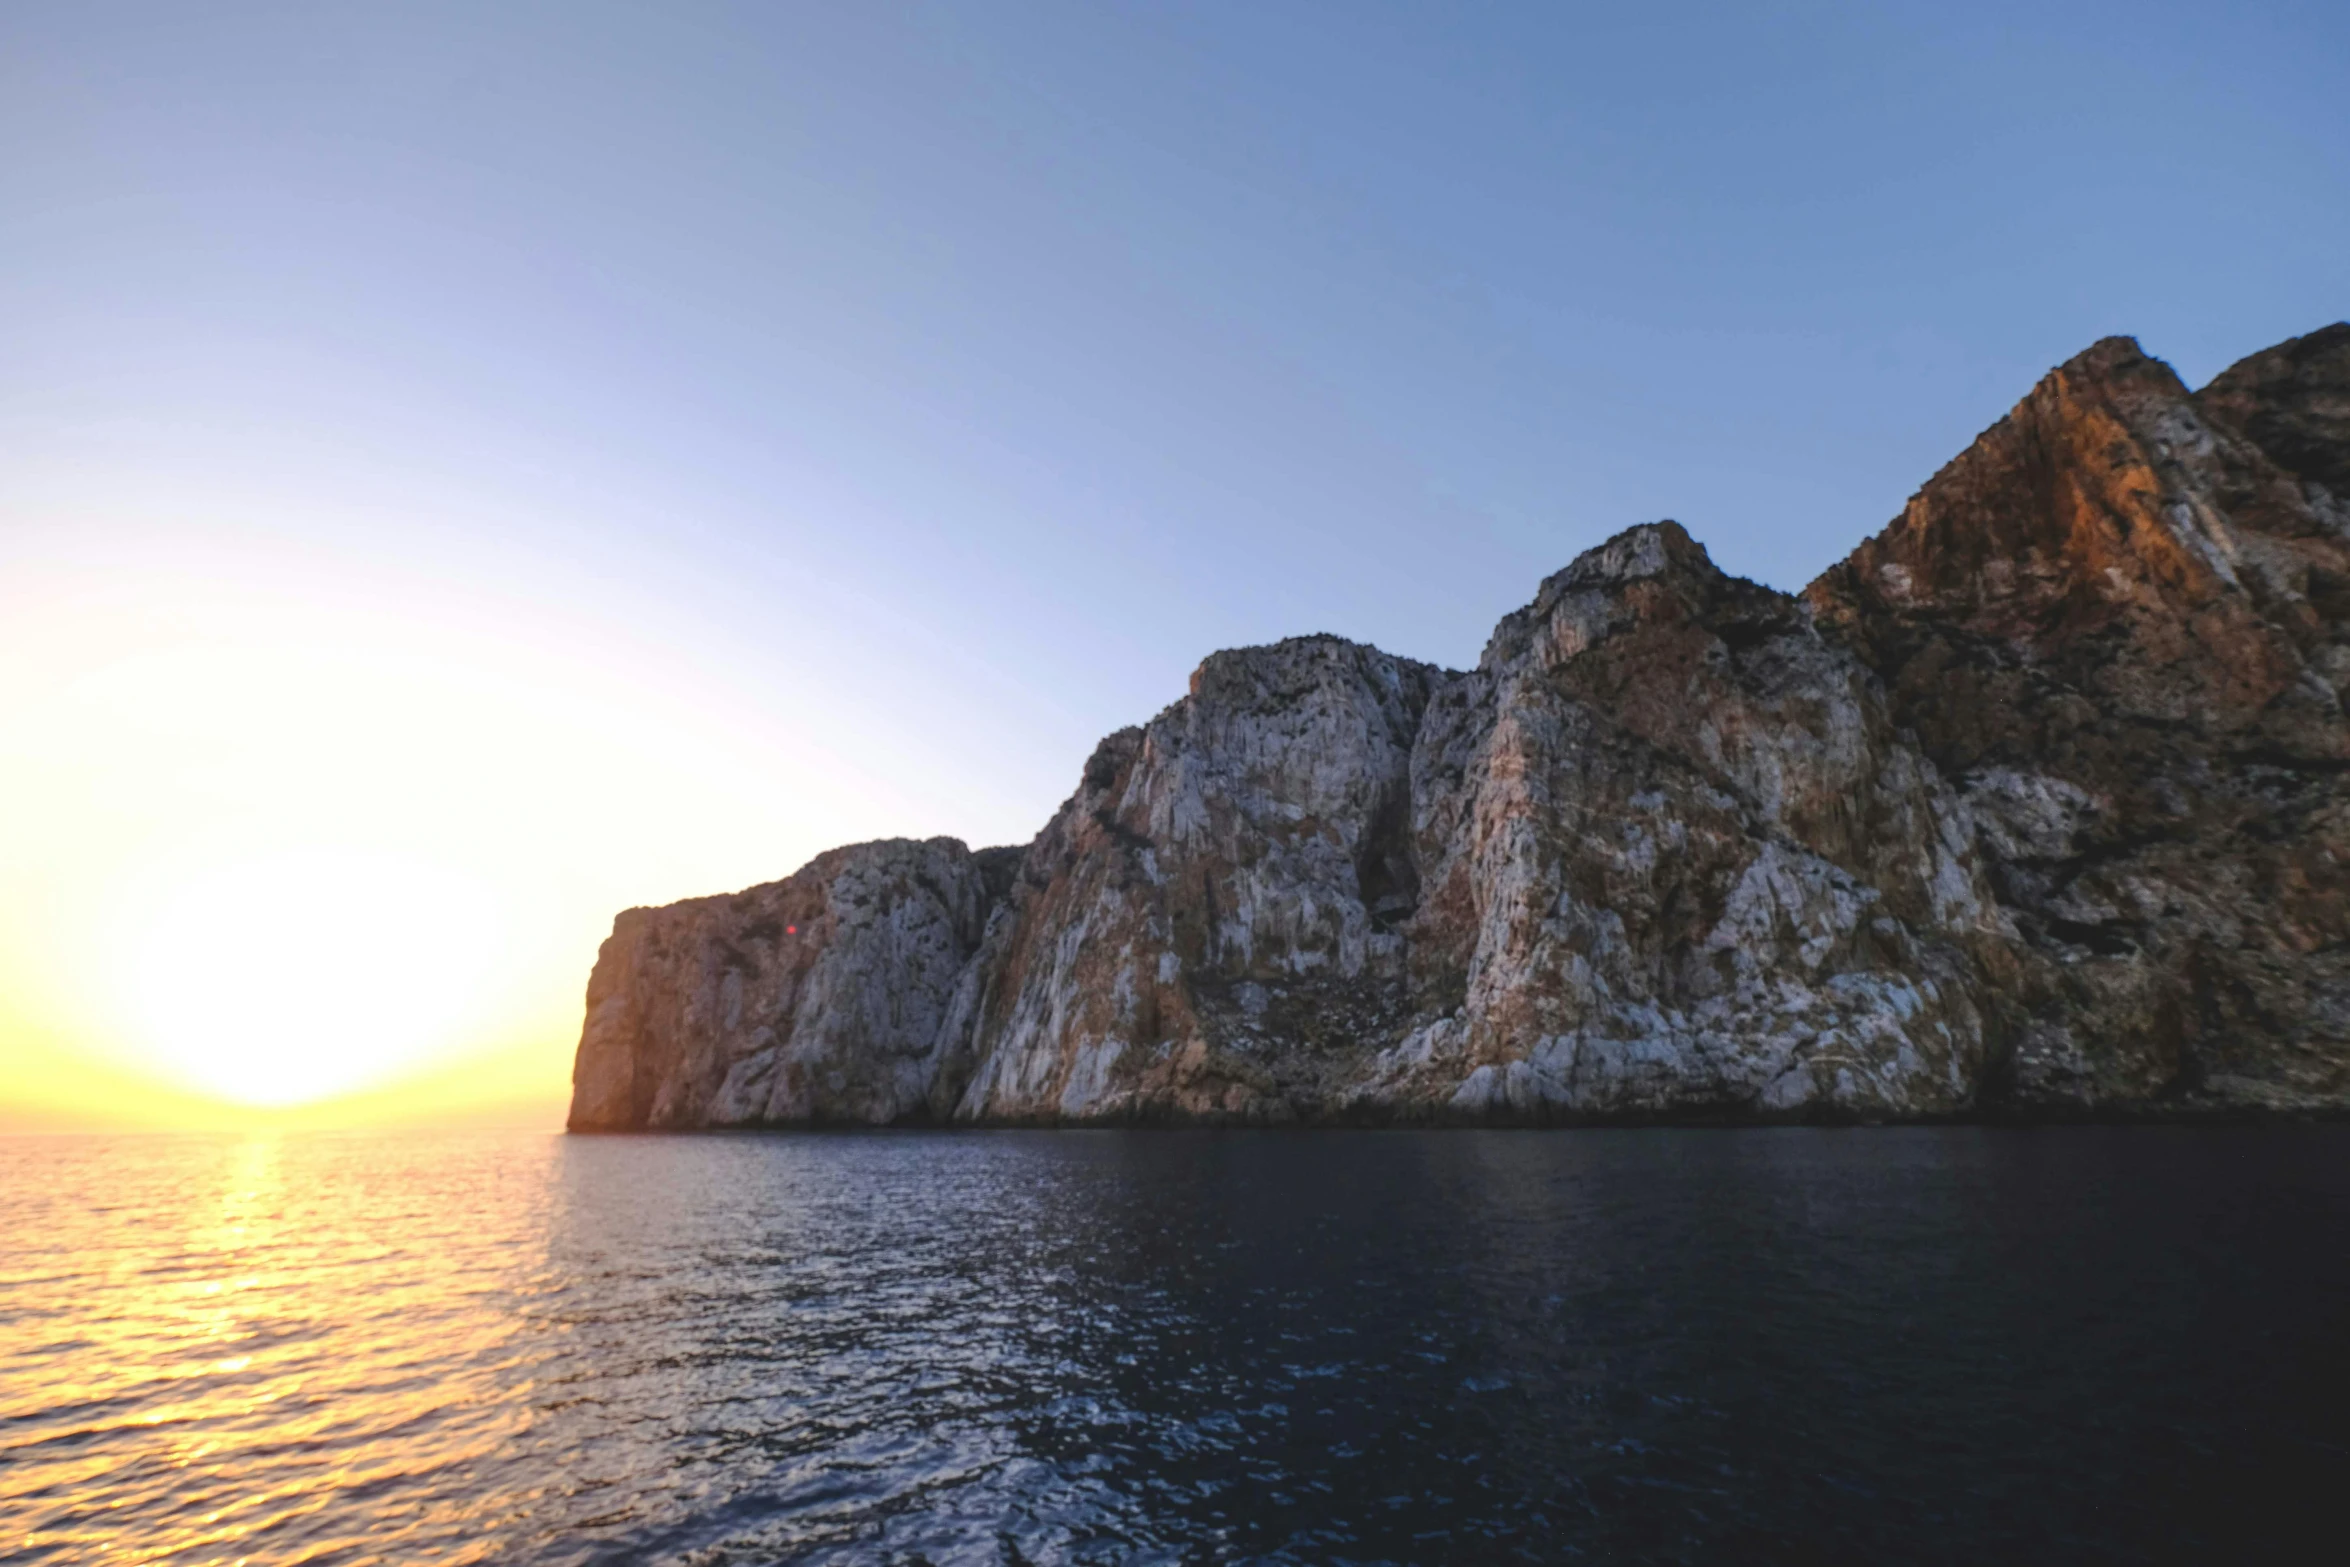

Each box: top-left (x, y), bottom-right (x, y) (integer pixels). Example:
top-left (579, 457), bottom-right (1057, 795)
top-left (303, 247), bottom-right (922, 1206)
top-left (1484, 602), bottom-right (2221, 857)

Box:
top-left (571, 323), bottom-right (2350, 1129)
top-left (1806, 330), bottom-right (2350, 1111)
top-left (567, 838), bottom-right (1017, 1129)
top-left (1392, 522), bottom-right (2007, 1120)
top-left (942, 635), bottom-right (1447, 1122)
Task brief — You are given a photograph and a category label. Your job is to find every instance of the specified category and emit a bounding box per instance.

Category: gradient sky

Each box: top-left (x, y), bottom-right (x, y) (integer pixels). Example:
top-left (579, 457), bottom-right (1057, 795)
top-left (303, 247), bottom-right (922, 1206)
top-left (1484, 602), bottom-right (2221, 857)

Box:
top-left (5, 1), bottom-right (2345, 1124)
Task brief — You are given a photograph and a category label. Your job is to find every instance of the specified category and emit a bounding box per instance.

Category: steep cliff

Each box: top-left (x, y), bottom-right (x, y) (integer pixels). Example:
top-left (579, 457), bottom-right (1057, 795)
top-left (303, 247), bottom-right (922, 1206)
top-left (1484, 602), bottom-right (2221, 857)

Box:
top-left (1806, 331), bottom-right (2350, 1111)
top-left (2197, 323), bottom-right (2350, 498)
top-left (940, 635), bottom-right (1448, 1122)
top-left (571, 323), bottom-right (2350, 1129)
top-left (1393, 521), bottom-right (2007, 1120)
top-left (568, 838), bottom-right (1018, 1128)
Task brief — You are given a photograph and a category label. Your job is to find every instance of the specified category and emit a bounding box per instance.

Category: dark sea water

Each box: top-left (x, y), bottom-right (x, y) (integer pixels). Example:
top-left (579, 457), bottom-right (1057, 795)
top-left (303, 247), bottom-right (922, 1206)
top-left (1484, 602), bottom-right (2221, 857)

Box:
top-left (5, 1128), bottom-right (2348, 1564)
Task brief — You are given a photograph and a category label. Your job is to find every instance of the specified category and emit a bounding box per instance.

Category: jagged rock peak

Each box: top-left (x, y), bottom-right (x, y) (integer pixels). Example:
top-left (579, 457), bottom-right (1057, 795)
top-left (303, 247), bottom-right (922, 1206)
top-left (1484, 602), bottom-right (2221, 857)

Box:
top-left (1482, 519), bottom-right (1781, 675)
top-left (1804, 335), bottom-right (2187, 629)
top-left (1186, 632), bottom-right (1447, 706)
top-left (1798, 328), bottom-right (2343, 718)
top-left (2197, 321), bottom-right (2350, 496)
top-left (2060, 333), bottom-right (2157, 376)
top-left (1557, 518), bottom-right (1718, 588)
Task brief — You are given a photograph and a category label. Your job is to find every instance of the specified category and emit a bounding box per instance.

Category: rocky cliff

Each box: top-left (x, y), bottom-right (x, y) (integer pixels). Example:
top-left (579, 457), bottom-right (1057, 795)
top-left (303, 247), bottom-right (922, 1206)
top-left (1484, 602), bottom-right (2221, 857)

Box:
top-left (1807, 327), bottom-right (2350, 1111)
top-left (569, 838), bottom-right (1020, 1128)
top-left (571, 324), bottom-right (2350, 1129)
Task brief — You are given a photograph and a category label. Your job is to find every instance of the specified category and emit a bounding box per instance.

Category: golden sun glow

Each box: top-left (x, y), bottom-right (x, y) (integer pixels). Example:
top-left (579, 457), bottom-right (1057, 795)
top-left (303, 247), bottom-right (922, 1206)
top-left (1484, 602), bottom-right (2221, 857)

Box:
top-left (114, 850), bottom-right (508, 1107)
top-left (1, 517), bottom-right (986, 1131)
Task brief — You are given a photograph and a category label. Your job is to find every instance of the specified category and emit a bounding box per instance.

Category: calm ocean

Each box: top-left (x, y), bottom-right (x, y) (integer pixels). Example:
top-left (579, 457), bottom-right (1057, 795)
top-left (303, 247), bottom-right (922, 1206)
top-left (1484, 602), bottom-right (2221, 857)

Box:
top-left (4, 1127), bottom-right (2346, 1563)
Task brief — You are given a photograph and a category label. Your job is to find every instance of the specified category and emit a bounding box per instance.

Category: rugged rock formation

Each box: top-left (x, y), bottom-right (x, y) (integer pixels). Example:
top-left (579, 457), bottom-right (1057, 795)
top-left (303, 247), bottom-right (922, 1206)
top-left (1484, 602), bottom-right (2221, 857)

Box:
top-left (2197, 323), bottom-right (2350, 498)
top-left (1392, 522), bottom-right (2009, 1121)
top-left (1807, 331), bottom-right (2350, 1111)
top-left (939, 635), bottom-right (1448, 1122)
top-left (572, 323), bottom-right (2350, 1128)
top-left (567, 838), bottom-right (1019, 1129)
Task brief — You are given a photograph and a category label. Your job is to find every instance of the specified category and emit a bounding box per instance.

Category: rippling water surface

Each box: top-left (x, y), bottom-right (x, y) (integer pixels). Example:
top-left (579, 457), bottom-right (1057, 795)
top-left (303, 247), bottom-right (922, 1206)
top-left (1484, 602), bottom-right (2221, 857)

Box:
top-left (6, 1127), bottom-right (2348, 1563)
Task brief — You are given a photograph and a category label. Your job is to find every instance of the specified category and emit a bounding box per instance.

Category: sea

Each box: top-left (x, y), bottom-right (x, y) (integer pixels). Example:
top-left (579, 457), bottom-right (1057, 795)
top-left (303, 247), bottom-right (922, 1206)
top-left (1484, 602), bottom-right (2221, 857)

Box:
top-left (4, 1127), bottom-right (2347, 1564)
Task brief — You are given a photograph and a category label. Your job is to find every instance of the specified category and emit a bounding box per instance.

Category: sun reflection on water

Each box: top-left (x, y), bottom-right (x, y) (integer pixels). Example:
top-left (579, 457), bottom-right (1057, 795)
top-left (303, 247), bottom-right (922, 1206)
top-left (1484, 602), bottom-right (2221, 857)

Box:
top-left (2, 1133), bottom-right (554, 1565)
top-left (9, 1128), bottom-right (2349, 1563)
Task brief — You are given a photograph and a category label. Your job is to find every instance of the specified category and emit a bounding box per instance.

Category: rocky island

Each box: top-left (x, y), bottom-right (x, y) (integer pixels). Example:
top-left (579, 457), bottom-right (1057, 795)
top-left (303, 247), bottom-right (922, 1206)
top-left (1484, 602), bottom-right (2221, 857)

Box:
top-left (570, 325), bottom-right (2350, 1128)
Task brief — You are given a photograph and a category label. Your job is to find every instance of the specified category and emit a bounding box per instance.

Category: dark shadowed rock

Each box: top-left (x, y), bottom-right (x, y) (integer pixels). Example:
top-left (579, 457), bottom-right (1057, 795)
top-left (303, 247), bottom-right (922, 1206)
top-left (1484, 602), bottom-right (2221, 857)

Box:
top-left (2198, 322), bottom-right (2350, 498)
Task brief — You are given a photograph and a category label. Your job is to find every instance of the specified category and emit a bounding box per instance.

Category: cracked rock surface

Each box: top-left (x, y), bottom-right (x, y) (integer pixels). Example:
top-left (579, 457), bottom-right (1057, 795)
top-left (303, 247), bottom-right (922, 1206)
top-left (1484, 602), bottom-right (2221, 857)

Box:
top-left (1808, 329), bottom-right (2350, 1110)
top-left (571, 324), bottom-right (2350, 1127)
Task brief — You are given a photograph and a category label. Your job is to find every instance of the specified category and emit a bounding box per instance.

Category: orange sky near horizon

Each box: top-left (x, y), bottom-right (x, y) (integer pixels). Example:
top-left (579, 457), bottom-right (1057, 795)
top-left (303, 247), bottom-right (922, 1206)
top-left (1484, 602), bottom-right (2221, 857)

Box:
top-left (0, 518), bottom-right (1043, 1133)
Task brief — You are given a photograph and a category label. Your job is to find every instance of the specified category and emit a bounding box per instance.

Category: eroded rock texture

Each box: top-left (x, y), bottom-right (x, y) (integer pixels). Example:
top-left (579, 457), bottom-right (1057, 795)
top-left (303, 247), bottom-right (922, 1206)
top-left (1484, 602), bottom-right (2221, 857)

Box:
top-left (572, 323), bottom-right (2350, 1128)
top-left (943, 635), bottom-right (1447, 1122)
top-left (1807, 331), bottom-right (2350, 1110)
top-left (567, 838), bottom-right (1018, 1128)
top-left (1392, 521), bottom-right (2008, 1121)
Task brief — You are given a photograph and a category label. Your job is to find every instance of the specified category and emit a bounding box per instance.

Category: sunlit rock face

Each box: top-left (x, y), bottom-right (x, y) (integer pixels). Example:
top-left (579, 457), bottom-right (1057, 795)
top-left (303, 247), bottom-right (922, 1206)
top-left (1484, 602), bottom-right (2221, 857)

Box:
top-left (566, 838), bottom-right (1018, 1129)
top-left (1805, 330), bottom-right (2350, 1111)
top-left (939, 635), bottom-right (1449, 1122)
top-left (571, 323), bottom-right (2350, 1128)
top-left (1388, 520), bottom-right (2008, 1121)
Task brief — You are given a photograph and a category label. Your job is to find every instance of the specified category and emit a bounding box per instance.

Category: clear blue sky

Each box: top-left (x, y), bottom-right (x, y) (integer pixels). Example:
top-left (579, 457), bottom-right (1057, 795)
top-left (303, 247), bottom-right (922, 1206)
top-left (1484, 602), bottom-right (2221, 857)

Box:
top-left (4, 2), bottom-right (2346, 908)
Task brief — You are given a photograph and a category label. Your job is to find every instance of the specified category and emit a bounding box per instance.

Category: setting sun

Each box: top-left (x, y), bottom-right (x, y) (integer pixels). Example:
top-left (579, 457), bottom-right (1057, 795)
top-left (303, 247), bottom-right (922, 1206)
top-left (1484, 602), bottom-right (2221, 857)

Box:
top-left (0, 521), bottom-right (996, 1131)
top-left (112, 849), bottom-right (507, 1106)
